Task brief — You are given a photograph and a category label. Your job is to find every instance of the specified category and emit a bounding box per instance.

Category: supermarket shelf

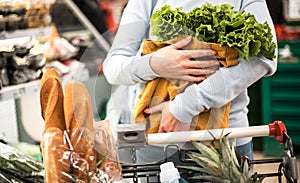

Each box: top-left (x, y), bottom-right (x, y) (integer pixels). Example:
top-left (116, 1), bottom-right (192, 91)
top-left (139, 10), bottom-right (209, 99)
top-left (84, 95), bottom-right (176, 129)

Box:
top-left (0, 80), bottom-right (41, 102)
top-left (0, 26), bottom-right (52, 40)
top-left (0, 66), bottom-right (89, 102)
top-left (62, 0), bottom-right (110, 52)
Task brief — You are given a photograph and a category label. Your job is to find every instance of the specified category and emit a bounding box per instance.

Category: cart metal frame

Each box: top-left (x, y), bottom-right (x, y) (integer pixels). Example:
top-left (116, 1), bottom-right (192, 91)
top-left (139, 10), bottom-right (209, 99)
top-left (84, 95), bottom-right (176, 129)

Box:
top-left (117, 121), bottom-right (298, 183)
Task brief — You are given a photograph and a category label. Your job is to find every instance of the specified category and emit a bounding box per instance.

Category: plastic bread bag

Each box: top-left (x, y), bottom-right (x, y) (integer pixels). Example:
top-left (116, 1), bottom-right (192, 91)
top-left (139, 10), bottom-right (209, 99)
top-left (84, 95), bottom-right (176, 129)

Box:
top-left (41, 126), bottom-right (122, 183)
top-left (41, 129), bottom-right (74, 182)
top-left (94, 120), bottom-right (123, 182)
top-left (40, 68), bottom-right (122, 182)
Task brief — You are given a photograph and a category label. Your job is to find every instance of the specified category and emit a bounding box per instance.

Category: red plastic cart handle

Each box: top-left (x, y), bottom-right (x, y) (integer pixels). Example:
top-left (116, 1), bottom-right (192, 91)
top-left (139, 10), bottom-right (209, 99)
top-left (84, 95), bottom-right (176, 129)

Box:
top-left (268, 121), bottom-right (287, 144)
top-left (141, 121), bottom-right (288, 145)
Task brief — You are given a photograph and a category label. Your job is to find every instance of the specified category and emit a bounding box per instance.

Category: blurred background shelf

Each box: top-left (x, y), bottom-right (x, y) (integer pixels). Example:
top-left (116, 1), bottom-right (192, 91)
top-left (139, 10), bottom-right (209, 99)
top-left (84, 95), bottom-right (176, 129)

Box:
top-left (0, 26), bottom-right (52, 40)
top-left (261, 40), bottom-right (300, 157)
top-left (0, 80), bottom-right (40, 102)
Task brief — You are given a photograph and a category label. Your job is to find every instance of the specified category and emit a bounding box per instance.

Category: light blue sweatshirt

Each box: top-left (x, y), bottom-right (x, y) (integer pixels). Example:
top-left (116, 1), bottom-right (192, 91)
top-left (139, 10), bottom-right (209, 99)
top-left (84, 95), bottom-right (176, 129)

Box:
top-left (103, 0), bottom-right (278, 146)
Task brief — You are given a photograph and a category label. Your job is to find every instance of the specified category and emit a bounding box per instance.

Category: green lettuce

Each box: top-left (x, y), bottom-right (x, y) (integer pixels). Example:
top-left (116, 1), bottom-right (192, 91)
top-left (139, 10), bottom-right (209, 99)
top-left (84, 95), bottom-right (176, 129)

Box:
top-left (150, 3), bottom-right (276, 61)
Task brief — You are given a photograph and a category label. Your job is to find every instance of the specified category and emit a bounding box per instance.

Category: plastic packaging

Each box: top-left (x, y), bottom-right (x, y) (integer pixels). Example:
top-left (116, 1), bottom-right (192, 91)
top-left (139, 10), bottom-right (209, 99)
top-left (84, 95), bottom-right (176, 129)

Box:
top-left (160, 162), bottom-right (180, 183)
top-left (39, 69), bottom-right (122, 182)
top-left (94, 120), bottom-right (123, 182)
top-left (41, 120), bottom-right (123, 183)
top-left (0, 142), bottom-right (44, 183)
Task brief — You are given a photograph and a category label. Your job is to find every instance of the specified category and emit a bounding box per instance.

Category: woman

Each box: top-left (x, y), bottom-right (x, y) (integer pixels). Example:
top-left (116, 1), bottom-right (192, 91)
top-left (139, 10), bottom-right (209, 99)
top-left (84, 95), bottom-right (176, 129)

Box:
top-left (103, 0), bottom-right (277, 161)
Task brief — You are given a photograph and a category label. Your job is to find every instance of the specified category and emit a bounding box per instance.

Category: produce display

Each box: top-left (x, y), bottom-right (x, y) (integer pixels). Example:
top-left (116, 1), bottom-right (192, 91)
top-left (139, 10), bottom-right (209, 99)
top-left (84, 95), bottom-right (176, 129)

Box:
top-left (0, 2), bottom-right (281, 183)
top-left (150, 3), bottom-right (276, 61)
top-left (0, 142), bottom-right (44, 183)
top-left (0, 0), bottom-right (51, 31)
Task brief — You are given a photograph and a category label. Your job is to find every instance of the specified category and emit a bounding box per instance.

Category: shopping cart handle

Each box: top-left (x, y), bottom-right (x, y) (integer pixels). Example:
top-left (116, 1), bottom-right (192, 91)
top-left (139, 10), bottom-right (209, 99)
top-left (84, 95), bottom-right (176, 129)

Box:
top-left (268, 121), bottom-right (287, 144)
top-left (116, 121), bottom-right (288, 147)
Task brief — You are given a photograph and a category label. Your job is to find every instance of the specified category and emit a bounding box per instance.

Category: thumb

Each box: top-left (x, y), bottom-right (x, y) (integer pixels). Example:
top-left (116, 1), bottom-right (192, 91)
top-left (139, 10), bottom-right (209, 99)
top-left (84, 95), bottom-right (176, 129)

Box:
top-left (144, 103), bottom-right (164, 114)
top-left (169, 36), bottom-right (192, 49)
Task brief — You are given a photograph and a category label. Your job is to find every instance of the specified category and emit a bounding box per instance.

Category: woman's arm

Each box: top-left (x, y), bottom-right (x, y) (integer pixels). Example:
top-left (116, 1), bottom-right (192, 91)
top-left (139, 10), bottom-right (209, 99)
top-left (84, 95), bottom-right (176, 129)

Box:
top-left (103, 0), bottom-right (221, 85)
top-left (103, 0), bottom-right (158, 85)
top-left (169, 0), bottom-right (278, 123)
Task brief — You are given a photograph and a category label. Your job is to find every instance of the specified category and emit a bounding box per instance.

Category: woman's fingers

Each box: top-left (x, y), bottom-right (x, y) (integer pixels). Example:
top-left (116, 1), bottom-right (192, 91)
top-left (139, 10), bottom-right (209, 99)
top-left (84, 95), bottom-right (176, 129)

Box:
top-left (182, 75), bottom-right (207, 83)
top-left (184, 49), bottom-right (217, 59)
top-left (173, 50), bottom-right (217, 63)
top-left (144, 103), bottom-right (163, 114)
top-left (184, 60), bottom-right (220, 69)
top-left (153, 66), bottom-right (217, 82)
top-left (186, 68), bottom-right (217, 75)
top-left (149, 39), bottom-right (220, 81)
top-left (144, 102), bottom-right (190, 133)
top-left (169, 36), bottom-right (192, 49)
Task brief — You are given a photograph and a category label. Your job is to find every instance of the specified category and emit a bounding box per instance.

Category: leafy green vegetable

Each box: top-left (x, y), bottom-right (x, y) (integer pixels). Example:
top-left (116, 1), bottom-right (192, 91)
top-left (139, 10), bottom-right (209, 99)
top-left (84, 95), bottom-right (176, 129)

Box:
top-left (0, 142), bottom-right (44, 183)
top-left (150, 3), bottom-right (276, 61)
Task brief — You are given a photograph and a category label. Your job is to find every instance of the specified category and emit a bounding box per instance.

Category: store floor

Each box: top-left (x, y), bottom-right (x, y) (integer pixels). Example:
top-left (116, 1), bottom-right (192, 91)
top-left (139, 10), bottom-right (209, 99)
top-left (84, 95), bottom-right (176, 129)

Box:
top-left (253, 151), bottom-right (300, 183)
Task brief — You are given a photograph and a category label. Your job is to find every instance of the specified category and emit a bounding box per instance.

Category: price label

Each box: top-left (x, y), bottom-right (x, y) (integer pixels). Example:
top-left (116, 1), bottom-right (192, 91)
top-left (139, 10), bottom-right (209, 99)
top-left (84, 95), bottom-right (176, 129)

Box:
top-left (13, 88), bottom-right (25, 98)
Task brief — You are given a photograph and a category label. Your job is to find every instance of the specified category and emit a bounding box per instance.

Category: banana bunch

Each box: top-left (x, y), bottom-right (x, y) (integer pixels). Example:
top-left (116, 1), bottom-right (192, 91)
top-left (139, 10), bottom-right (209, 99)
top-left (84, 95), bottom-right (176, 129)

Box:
top-left (181, 134), bottom-right (264, 183)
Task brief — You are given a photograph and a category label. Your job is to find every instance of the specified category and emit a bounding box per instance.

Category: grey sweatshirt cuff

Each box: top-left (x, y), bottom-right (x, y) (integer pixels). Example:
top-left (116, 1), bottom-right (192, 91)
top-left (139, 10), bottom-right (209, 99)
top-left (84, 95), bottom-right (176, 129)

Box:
top-left (131, 53), bottom-right (159, 82)
top-left (169, 84), bottom-right (203, 123)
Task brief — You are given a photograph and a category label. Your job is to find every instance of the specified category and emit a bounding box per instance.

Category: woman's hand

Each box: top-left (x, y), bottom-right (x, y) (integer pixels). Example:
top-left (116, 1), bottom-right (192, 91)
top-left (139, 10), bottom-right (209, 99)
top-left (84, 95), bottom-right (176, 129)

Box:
top-left (144, 102), bottom-right (191, 132)
top-left (149, 36), bottom-right (219, 83)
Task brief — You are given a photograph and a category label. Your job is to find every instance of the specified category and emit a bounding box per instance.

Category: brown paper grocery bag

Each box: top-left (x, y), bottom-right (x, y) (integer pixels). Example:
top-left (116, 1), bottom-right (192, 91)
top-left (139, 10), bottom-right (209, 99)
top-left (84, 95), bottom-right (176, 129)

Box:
top-left (134, 36), bottom-right (238, 133)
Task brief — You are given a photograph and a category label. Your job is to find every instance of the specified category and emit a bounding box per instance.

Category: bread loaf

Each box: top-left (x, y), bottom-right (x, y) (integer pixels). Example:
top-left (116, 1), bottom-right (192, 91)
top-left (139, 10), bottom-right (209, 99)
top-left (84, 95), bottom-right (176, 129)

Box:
top-left (40, 70), bottom-right (121, 182)
top-left (41, 127), bottom-right (72, 182)
top-left (40, 68), bottom-right (70, 182)
top-left (40, 68), bottom-right (66, 131)
top-left (64, 82), bottom-right (96, 182)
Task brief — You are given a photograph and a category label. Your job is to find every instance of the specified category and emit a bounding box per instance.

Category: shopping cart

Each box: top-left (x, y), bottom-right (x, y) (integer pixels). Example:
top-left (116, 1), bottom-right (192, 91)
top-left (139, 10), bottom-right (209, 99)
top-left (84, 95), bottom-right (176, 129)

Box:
top-left (116, 121), bottom-right (298, 183)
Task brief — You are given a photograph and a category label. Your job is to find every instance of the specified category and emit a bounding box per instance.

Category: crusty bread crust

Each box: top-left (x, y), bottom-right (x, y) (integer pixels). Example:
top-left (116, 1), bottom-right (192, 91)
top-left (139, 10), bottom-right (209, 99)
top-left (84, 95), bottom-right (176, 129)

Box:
top-left (64, 82), bottom-right (96, 182)
top-left (40, 68), bottom-right (66, 131)
top-left (40, 68), bottom-right (70, 182)
top-left (40, 69), bottom-right (121, 182)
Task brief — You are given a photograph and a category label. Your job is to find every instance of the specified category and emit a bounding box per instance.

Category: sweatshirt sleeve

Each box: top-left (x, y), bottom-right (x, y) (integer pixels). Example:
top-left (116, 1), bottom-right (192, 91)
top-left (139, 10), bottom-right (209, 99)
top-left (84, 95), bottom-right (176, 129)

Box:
top-left (103, 0), bottom-right (159, 85)
top-left (169, 0), bottom-right (278, 123)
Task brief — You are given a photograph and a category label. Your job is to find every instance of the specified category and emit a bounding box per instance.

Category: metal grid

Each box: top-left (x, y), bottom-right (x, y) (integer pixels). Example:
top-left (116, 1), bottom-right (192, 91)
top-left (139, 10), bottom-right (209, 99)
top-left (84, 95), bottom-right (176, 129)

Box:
top-left (120, 132), bottom-right (298, 183)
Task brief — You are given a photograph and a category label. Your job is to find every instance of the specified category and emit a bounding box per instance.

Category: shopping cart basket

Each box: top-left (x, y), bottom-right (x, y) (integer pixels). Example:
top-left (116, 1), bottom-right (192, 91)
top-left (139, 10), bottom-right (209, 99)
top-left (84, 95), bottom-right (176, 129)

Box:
top-left (116, 121), bottom-right (298, 183)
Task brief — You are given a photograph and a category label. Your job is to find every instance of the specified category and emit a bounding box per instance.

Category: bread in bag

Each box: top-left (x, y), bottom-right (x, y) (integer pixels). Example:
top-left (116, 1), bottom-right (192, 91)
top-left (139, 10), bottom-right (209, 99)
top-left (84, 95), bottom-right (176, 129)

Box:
top-left (40, 68), bottom-right (71, 182)
top-left (64, 82), bottom-right (96, 182)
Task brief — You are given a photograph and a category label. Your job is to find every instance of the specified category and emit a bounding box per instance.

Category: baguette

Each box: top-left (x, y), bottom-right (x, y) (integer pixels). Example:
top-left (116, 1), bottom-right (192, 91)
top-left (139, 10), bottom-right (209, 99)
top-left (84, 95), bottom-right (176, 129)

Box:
top-left (64, 82), bottom-right (96, 182)
top-left (40, 68), bottom-right (66, 130)
top-left (64, 82), bottom-right (94, 132)
top-left (41, 127), bottom-right (72, 182)
top-left (40, 68), bottom-right (70, 182)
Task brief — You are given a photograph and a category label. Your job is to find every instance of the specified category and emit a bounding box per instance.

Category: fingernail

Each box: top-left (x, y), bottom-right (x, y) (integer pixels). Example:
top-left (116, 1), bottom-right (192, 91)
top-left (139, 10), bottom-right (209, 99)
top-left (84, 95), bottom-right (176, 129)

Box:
top-left (211, 50), bottom-right (217, 54)
top-left (144, 108), bottom-right (150, 113)
top-left (186, 36), bottom-right (192, 41)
